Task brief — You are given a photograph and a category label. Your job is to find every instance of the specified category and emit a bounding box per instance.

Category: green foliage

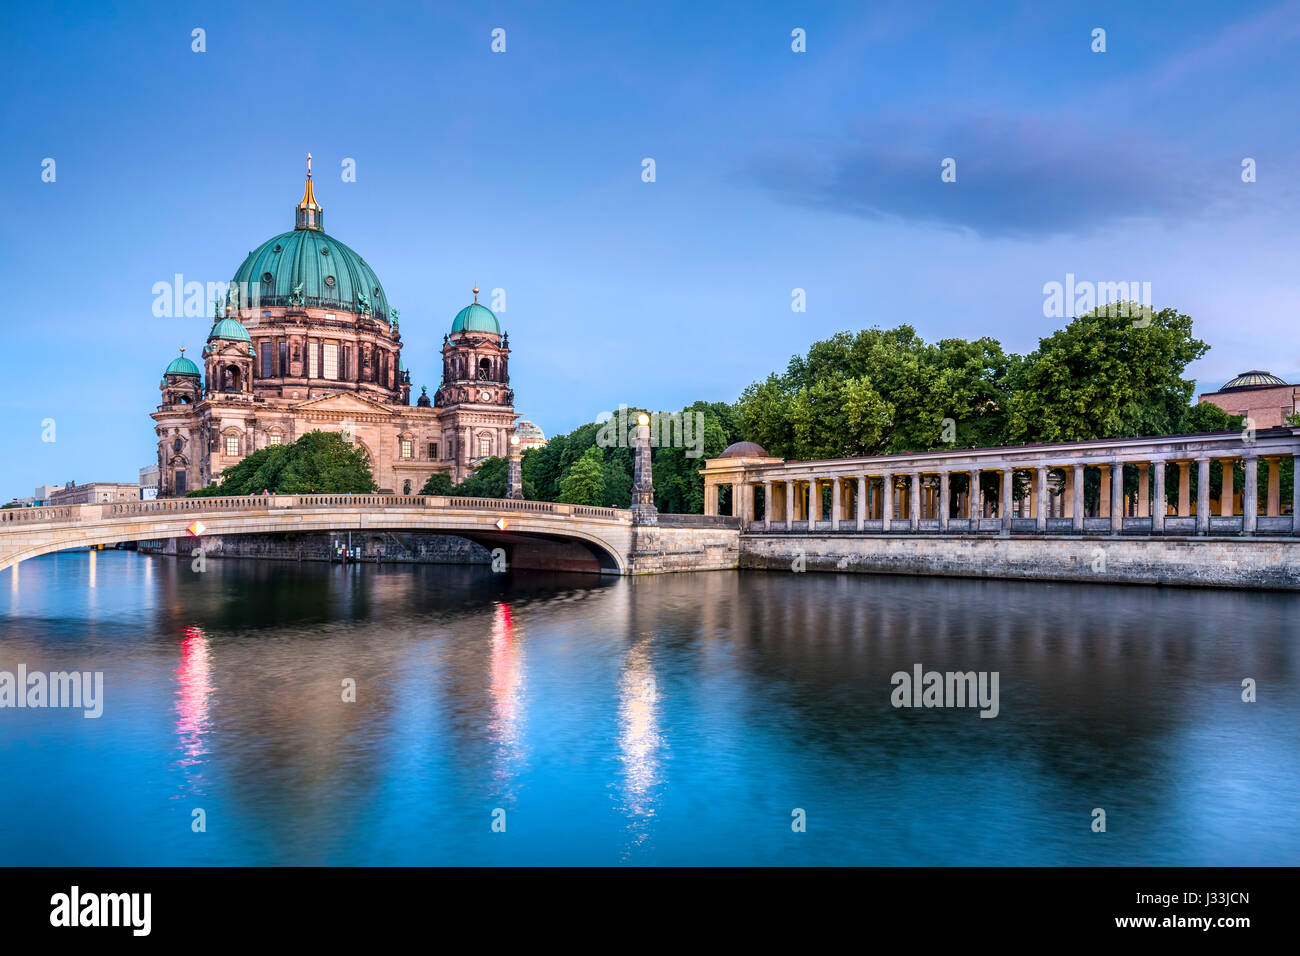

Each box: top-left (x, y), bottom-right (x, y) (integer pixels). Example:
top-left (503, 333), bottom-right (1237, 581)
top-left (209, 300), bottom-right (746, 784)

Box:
top-left (558, 446), bottom-right (607, 505)
top-left (1176, 401), bottom-right (1244, 434)
top-left (1005, 305), bottom-right (1208, 443)
top-left (419, 471), bottom-right (454, 496)
top-left (187, 431), bottom-right (377, 496)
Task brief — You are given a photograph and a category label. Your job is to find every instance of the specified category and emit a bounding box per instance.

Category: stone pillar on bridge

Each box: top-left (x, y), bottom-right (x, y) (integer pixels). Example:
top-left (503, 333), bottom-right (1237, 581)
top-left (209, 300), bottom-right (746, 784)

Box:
top-left (507, 435), bottom-right (523, 499)
top-left (856, 476), bottom-right (866, 531)
top-left (1243, 456), bottom-right (1258, 535)
top-left (1111, 460), bottom-right (1125, 534)
top-left (1196, 457), bottom-right (1211, 534)
top-left (631, 412), bottom-right (657, 525)
top-left (1152, 460), bottom-right (1166, 535)
top-left (1071, 464), bottom-right (1085, 532)
top-left (1036, 466), bottom-right (1048, 532)
top-left (881, 472), bottom-right (893, 532)
top-left (939, 470), bottom-right (950, 532)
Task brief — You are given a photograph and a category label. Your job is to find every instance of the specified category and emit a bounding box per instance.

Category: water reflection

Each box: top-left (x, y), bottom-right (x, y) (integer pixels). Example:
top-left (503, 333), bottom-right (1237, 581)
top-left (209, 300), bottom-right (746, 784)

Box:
top-left (174, 624), bottom-right (212, 790)
top-left (488, 601), bottom-right (525, 796)
top-left (616, 640), bottom-right (662, 853)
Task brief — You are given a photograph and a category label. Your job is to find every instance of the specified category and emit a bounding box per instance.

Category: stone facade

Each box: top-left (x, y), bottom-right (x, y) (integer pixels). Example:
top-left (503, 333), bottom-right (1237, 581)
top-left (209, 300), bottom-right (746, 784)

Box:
top-left (1199, 373), bottom-right (1300, 429)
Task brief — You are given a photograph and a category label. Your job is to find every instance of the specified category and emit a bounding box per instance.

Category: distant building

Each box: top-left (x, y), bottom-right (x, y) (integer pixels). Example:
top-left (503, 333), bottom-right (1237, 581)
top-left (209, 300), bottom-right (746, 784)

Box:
top-left (49, 482), bottom-right (142, 505)
top-left (139, 466), bottom-right (159, 501)
top-left (34, 484), bottom-right (64, 503)
top-left (515, 420), bottom-right (548, 450)
top-left (1198, 371), bottom-right (1300, 429)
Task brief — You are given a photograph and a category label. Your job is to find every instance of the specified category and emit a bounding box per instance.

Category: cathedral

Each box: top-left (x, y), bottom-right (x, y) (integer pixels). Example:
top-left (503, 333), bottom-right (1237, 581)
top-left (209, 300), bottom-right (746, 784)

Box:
top-left (152, 160), bottom-right (518, 496)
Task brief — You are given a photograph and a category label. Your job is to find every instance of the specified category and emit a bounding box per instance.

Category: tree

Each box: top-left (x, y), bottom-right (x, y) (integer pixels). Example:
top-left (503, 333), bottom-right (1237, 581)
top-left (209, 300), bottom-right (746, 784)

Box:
top-left (1005, 305), bottom-right (1209, 443)
top-left (557, 446), bottom-right (606, 505)
top-left (419, 472), bottom-right (454, 496)
top-left (187, 431), bottom-right (376, 495)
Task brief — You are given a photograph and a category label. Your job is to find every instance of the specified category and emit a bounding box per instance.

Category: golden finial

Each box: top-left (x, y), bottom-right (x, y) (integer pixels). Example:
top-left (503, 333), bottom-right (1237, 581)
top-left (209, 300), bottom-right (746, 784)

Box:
top-left (307, 152), bottom-right (313, 179)
top-left (472, 286), bottom-right (479, 302)
top-left (179, 346), bottom-right (185, 355)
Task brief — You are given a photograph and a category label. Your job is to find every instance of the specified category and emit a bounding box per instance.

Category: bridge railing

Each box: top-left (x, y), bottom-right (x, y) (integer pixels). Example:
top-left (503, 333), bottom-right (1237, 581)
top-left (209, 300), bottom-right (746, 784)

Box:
top-left (5, 495), bottom-right (632, 525)
top-left (1, 505), bottom-right (74, 523)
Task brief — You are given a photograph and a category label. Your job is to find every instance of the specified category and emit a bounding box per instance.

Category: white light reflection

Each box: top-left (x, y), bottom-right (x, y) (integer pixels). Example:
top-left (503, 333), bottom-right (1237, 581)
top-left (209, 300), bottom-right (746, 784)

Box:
top-left (174, 624), bottom-right (213, 792)
top-left (616, 641), bottom-right (662, 853)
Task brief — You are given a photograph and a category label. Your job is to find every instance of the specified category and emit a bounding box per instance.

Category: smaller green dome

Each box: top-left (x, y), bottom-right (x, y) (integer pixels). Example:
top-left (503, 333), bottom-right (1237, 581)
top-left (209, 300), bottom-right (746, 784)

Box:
top-left (451, 302), bottom-right (501, 334)
top-left (165, 354), bottom-right (200, 377)
top-left (208, 317), bottom-right (252, 343)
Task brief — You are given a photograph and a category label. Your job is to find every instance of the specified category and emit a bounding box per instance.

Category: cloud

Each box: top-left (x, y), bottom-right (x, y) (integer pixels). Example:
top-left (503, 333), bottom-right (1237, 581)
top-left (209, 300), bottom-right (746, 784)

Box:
top-left (748, 111), bottom-right (1245, 239)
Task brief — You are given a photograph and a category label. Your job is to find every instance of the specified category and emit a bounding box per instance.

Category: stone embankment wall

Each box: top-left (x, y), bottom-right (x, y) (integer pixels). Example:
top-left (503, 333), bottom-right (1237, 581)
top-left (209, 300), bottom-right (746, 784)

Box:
top-left (740, 533), bottom-right (1300, 589)
top-left (628, 516), bottom-right (742, 573)
top-left (139, 531), bottom-right (491, 565)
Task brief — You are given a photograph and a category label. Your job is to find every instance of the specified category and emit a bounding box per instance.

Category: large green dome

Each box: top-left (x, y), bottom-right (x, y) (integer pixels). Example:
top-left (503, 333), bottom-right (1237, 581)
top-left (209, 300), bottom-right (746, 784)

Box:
top-left (231, 228), bottom-right (390, 320)
top-left (451, 302), bottom-right (501, 334)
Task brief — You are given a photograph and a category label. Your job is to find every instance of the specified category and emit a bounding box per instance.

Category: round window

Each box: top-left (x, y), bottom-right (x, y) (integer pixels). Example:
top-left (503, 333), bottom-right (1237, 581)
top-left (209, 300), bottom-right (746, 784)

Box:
top-left (272, 244), bottom-right (282, 253)
top-left (262, 272), bottom-right (273, 283)
top-left (320, 247), bottom-right (329, 256)
top-left (324, 275), bottom-right (336, 288)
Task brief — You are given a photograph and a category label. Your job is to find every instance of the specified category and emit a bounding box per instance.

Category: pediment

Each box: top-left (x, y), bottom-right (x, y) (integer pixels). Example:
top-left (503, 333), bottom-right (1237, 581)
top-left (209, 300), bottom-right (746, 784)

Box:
top-left (290, 392), bottom-right (394, 416)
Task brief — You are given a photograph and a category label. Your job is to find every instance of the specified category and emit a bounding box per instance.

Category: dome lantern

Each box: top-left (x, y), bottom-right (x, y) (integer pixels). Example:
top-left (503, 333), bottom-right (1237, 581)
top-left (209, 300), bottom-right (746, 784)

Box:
top-left (295, 153), bottom-right (323, 231)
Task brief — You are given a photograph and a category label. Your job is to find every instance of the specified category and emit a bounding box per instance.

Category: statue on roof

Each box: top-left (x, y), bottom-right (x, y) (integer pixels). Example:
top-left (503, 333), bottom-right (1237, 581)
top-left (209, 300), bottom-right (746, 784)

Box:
top-left (357, 291), bottom-right (371, 316)
top-left (290, 282), bottom-right (303, 306)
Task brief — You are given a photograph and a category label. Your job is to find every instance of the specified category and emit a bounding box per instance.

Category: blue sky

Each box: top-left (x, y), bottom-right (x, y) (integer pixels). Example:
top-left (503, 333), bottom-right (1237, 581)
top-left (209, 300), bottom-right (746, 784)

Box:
top-left (1, 0), bottom-right (1297, 495)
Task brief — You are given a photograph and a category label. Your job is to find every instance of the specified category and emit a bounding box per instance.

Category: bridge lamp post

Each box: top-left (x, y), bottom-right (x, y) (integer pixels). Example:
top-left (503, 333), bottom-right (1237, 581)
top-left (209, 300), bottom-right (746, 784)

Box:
top-left (632, 412), bottom-right (658, 524)
top-left (507, 434), bottom-right (524, 500)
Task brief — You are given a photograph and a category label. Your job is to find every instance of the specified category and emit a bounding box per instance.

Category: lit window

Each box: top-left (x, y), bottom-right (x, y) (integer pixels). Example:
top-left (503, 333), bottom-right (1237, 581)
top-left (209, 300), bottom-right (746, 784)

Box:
top-left (225, 436), bottom-right (239, 456)
top-left (479, 435), bottom-right (491, 457)
top-left (268, 434), bottom-right (282, 446)
top-left (401, 440), bottom-right (413, 459)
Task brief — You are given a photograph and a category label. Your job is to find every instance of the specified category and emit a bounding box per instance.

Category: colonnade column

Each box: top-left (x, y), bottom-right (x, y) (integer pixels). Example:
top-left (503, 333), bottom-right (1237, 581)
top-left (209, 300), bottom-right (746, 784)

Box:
top-left (831, 477), bottom-right (841, 531)
top-left (1072, 464), bottom-right (1085, 532)
top-left (1152, 460), bottom-right (1166, 535)
top-left (1220, 459), bottom-right (1234, 517)
top-left (970, 469), bottom-right (981, 524)
top-left (762, 480), bottom-right (772, 530)
top-left (785, 479), bottom-right (795, 529)
top-left (910, 473), bottom-right (921, 526)
top-left (704, 482), bottom-right (718, 516)
top-left (1196, 457), bottom-right (1211, 534)
top-left (1036, 466), bottom-right (1048, 532)
top-left (1111, 460), bottom-right (1125, 534)
top-left (856, 476), bottom-right (866, 531)
top-left (881, 472), bottom-right (893, 532)
top-left (939, 471), bottom-right (950, 532)
top-left (1000, 467), bottom-right (1013, 531)
top-left (1294, 455), bottom-right (1300, 534)
top-left (1244, 456), bottom-right (1258, 535)
top-left (1266, 457), bottom-right (1281, 516)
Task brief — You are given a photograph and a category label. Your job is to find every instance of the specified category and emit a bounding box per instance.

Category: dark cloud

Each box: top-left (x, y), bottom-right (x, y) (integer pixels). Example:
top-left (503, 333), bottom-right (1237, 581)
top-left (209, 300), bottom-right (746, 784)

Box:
top-left (748, 112), bottom-right (1241, 239)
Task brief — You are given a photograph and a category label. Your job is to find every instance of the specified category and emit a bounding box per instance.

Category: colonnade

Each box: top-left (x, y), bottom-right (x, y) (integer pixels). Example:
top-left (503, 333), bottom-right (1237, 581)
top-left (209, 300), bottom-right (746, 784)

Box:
top-left (702, 432), bottom-right (1300, 537)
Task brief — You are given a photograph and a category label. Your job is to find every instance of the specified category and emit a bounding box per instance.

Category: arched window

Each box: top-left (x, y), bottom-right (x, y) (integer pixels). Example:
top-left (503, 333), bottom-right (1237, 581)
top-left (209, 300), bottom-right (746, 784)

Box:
top-left (478, 357), bottom-right (492, 380)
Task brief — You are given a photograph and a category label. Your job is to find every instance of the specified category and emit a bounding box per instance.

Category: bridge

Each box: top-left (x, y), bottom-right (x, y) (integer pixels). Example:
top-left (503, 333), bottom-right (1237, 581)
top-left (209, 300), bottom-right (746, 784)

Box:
top-left (0, 495), bottom-right (647, 575)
